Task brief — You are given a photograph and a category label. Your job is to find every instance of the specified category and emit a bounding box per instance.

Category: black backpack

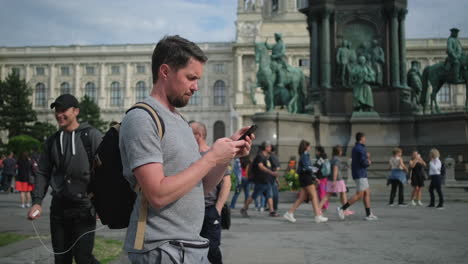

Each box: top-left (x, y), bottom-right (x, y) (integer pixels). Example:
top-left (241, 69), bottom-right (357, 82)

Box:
top-left (88, 102), bottom-right (165, 230)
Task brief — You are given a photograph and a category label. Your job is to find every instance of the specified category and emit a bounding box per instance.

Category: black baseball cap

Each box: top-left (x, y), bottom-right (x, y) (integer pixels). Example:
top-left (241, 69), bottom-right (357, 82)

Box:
top-left (50, 94), bottom-right (79, 109)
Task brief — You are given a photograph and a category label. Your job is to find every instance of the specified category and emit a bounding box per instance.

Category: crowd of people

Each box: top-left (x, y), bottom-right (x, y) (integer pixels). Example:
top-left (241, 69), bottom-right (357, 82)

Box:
top-left (1, 151), bottom-right (39, 208)
top-left (386, 147), bottom-right (445, 209)
top-left (0, 35), bottom-right (449, 264)
top-left (230, 132), bottom-right (448, 225)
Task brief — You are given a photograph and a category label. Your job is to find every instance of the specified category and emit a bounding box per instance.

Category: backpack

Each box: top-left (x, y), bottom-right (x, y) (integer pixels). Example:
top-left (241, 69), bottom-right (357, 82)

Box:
top-left (320, 160), bottom-right (331, 178)
top-left (88, 102), bottom-right (165, 242)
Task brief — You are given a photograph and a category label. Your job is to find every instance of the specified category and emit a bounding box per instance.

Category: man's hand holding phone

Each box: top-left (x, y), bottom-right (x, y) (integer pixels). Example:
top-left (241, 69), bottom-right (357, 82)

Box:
top-left (230, 125), bottom-right (257, 157)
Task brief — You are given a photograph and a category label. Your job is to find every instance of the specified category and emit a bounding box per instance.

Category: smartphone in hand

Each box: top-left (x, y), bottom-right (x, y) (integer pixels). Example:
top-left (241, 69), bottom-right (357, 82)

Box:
top-left (238, 125), bottom-right (257, 141)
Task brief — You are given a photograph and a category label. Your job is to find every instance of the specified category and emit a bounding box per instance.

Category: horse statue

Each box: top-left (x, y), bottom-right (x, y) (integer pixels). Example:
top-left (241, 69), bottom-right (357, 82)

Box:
top-left (421, 53), bottom-right (468, 114)
top-left (254, 42), bottom-right (306, 114)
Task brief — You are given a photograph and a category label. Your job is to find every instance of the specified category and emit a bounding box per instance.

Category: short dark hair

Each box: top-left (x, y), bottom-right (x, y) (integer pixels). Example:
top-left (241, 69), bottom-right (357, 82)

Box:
top-left (151, 35), bottom-right (208, 84)
top-left (298, 140), bottom-right (310, 155)
top-left (332, 145), bottom-right (342, 156)
top-left (356, 132), bottom-right (365, 142)
top-left (315, 146), bottom-right (327, 159)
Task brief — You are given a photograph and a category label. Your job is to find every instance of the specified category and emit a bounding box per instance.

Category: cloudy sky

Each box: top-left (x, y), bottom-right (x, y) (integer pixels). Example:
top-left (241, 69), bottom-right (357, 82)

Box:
top-left (0, 0), bottom-right (467, 47)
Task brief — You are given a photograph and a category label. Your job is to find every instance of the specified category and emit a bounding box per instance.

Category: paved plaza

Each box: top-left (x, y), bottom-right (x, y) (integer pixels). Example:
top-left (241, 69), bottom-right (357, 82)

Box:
top-left (0, 191), bottom-right (467, 264)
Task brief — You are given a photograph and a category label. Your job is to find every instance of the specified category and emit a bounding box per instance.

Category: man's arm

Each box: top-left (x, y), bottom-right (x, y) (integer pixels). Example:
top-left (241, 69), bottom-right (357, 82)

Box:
top-left (31, 139), bottom-right (53, 206)
top-left (359, 148), bottom-right (370, 168)
top-left (202, 128), bottom-right (253, 194)
top-left (258, 162), bottom-right (277, 176)
top-left (202, 162), bottom-right (230, 195)
top-left (215, 175), bottom-right (232, 214)
top-left (137, 126), bottom-right (252, 210)
top-left (28, 138), bottom-right (53, 219)
top-left (135, 139), bottom-right (246, 209)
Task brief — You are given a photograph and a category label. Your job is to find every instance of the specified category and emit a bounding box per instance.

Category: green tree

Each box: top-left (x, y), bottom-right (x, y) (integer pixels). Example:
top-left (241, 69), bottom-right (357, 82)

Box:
top-left (7, 135), bottom-right (41, 156)
top-left (29, 121), bottom-right (57, 142)
top-left (78, 95), bottom-right (107, 132)
top-left (0, 73), bottom-right (37, 137)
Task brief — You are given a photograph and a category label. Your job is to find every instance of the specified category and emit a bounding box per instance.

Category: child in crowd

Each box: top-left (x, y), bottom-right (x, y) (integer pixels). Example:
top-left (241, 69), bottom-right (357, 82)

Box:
top-left (318, 145), bottom-right (354, 215)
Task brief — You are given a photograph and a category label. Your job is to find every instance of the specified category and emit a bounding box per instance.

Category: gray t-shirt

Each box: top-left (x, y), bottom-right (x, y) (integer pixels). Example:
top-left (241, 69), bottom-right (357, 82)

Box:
top-left (328, 157), bottom-right (343, 181)
top-left (120, 97), bottom-right (206, 253)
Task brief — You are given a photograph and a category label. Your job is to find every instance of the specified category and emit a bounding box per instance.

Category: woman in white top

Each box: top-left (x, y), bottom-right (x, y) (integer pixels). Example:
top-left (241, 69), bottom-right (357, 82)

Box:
top-left (387, 148), bottom-right (408, 206)
top-left (428, 148), bottom-right (444, 209)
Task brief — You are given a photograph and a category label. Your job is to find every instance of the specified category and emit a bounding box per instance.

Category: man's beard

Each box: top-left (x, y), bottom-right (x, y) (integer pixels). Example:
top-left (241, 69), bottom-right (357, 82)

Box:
top-left (168, 94), bottom-right (190, 108)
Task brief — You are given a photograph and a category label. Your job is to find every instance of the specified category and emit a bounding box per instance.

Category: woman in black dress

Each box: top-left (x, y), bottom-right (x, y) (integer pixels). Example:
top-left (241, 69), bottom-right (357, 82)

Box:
top-left (409, 150), bottom-right (427, 206)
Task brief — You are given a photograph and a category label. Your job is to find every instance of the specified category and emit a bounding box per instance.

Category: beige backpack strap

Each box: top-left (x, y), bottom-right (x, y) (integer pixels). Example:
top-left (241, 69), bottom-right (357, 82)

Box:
top-left (126, 103), bottom-right (164, 249)
top-left (130, 103), bottom-right (165, 139)
top-left (133, 185), bottom-right (148, 250)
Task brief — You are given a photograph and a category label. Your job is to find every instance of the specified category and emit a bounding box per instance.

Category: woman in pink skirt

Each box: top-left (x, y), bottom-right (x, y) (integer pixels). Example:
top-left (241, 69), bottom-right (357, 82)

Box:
top-left (318, 145), bottom-right (354, 215)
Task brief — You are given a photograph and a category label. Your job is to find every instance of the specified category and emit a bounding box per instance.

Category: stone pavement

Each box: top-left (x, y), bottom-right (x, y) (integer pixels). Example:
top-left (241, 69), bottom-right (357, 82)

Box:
top-left (1, 191), bottom-right (467, 264)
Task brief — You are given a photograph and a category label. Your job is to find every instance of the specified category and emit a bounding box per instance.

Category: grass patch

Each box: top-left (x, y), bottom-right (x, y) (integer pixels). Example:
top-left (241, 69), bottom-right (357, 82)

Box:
top-left (0, 233), bottom-right (31, 247)
top-left (93, 236), bottom-right (124, 264)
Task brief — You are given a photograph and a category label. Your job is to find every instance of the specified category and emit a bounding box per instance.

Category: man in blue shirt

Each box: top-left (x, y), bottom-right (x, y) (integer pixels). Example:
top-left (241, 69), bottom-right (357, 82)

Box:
top-left (337, 132), bottom-right (378, 221)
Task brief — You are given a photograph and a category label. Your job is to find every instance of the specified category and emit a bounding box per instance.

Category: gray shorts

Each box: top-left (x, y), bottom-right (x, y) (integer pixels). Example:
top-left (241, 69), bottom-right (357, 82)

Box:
top-left (128, 241), bottom-right (209, 264)
top-left (355, 178), bottom-right (370, 192)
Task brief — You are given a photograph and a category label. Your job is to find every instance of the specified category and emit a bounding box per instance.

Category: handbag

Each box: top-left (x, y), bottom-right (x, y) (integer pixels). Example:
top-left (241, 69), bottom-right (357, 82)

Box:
top-left (221, 204), bottom-right (231, 230)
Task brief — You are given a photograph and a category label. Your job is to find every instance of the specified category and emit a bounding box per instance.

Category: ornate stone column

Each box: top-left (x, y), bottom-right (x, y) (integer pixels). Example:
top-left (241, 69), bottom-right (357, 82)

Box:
top-left (74, 64), bottom-right (81, 99)
top-left (309, 15), bottom-right (320, 96)
top-left (0, 65), bottom-right (4, 81)
top-left (390, 8), bottom-right (400, 87)
top-left (49, 64), bottom-right (56, 103)
top-left (125, 63), bottom-right (132, 108)
top-left (320, 9), bottom-right (332, 89)
top-left (24, 64), bottom-right (31, 83)
top-left (236, 54), bottom-right (244, 105)
top-left (99, 63), bottom-right (106, 108)
top-left (399, 9), bottom-right (408, 87)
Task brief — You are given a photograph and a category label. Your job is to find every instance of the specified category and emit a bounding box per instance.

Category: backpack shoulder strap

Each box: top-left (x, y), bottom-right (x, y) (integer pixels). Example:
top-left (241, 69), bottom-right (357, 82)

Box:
top-left (80, 127), bottom-right (93, 170)
top-left (125, 102), bottom-right (164, 250)
top-left (127, 102), bottom-right (165, 139)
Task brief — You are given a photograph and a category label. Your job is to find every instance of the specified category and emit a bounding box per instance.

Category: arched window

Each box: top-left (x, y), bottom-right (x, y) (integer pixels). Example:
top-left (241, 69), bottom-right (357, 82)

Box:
top-left (213, 121), bottom-right (225, 142)
top-left (60, 82), bottom-right (71, 95)
top-left (437, 84), bottom-right (451, 104)
top-left (85, 82), bottom-right (97, 102)
top-left (189, 91), bottom-right (201, 105)
top-left (35, 83), bottom-right (47, 107)
top-left (135, 81), bottom-right (147, 102)
top-left (213, 80), bottom-right (226, 105)
top-left (110, 81), bottom-right (122, 107)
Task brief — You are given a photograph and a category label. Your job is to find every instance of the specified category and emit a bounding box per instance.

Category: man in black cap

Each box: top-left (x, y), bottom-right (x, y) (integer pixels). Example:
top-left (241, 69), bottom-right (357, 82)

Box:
top-left (27, 94), bottom-right (103, 264)
top-left (446, 28), bottom-right (464, 82)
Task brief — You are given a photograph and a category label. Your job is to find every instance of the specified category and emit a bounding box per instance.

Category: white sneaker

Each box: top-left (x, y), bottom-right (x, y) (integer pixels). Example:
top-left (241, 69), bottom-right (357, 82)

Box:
top-left (411, 200), bottom-right (416, 206)
top-left (26, 203), bottom-right (31, 208)
top-left (364, 214), bottom-right (378, 221)
top-left (260, 207), bottom-right (265, 212)
top-left (336, 207), bottom-right (345, 220)
top-left (20, 204), bottom-right (25, 208)
top-left (315, 215), bottom-right (328, 223)
top-left (417, 200), bottom-right (424, 206)
top-left (283, 212), bottom-right (296, 223)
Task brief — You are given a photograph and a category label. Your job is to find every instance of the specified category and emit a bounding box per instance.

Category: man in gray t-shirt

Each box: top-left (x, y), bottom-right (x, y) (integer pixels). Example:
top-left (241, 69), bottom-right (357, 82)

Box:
top-left (190, 121), bottom-right (231, 264)
top-left (119, 35), bottom-right (253, 264)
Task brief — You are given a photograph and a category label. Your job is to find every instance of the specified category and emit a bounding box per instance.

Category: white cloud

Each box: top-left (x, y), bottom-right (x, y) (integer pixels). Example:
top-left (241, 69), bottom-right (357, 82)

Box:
top-left (0, 0), bottom-right (237, 46)
top-left (0, 0), bottom-right (467, 46)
